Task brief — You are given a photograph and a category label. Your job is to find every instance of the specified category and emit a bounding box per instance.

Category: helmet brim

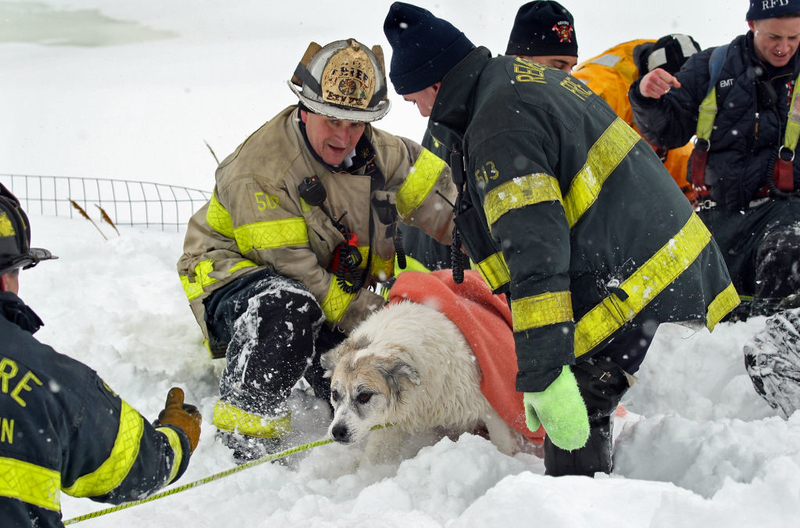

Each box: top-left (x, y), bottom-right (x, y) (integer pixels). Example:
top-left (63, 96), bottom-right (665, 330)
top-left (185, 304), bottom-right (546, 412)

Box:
top-left (0, 248), bottom-right (58, 276)
top-left (288, 82), bottom-right (391, 123)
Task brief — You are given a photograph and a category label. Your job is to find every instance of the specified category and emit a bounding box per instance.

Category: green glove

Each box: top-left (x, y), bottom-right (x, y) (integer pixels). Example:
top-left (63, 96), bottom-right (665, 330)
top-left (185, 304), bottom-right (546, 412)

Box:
top-left (523, 366), bottom-right (590, 451)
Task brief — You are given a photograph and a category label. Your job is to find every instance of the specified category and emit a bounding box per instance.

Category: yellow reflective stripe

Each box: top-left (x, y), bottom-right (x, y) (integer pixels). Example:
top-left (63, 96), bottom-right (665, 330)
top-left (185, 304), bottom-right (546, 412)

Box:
top-left (320, 278), bottom-right (357, 324)
top-left (564, 118), bottom-right (641, 227)
top-left (396, 148), bottom-right (447, 217)
top-left (180, 259), bottom-right (258, 301)
top-left (181, 259), bottom-right (216, 301)
top-left (180, 274), bottom-right (204, 301)
top-left (511, 291), bottom-right (573, 332)
top-left (696, 87), bottom-right (718, 141)
top-left (474, 252), bottom-right (511, 291)
top-left (228, 260), bottom-right (258, 274)
top-left (395, 254), bottom-right (433, 275)
top-left (370, 253), bottom-right (395, 281)
top-left (212, 400), bottom-right (291, 438)
top-left (356, 246), bottom-right (370, 269)
top-left (574, 213), bottom-right (710, 357)
top-left (0, 457), bottom-right (61, 511)
top-left (785, 72), bottom-right (800, 150)
top-left (234, 217), bottom-right (309, 254)
top-left (63, 401), bottom-right (144, 497)
top-left (207, 192), bottom-right (234, 239)
top-left (484, 173), bottom-right (563, 228)
top-left (706, 282), bottom-right (740, 332)
top-left (0, 211), bottom-right (16, 237)
top-left (155, 426), bottom-right (184, 484)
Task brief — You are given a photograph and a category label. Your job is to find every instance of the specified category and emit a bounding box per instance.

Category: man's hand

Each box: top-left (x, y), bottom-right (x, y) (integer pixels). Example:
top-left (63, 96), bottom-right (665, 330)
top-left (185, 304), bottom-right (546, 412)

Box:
top-left (523, 366), bottom-right (589, 451)
top-left (155, 387), bottom-right (202, 454)
top-left (639, 67), bottom-right (681, 99)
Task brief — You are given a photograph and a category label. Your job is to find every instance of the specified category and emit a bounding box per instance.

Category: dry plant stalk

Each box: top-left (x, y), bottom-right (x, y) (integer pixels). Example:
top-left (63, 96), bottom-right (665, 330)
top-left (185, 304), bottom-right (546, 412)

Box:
top-left (95, 204), bottom-right (120, 236)
top-left (69, 199), bottom-right (108, 241)
top-left (204, 139), bottom-right (220, 165)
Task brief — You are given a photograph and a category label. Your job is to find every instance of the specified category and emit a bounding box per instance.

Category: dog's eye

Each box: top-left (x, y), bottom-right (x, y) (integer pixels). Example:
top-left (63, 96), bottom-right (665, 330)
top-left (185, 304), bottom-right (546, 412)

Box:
top-left (357, 392), bottom-right (372, 404)
top-left (331, 390), bottom-right (340, 402)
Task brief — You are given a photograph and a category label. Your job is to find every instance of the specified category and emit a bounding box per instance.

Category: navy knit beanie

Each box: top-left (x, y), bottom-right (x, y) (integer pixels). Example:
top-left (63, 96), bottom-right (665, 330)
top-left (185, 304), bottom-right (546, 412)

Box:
top-left (747, 0), bottom-right (800, 20)
top-left (505, 1), bottom-right (577, 57)
top-left (383, 2), bottom-right (475, 95)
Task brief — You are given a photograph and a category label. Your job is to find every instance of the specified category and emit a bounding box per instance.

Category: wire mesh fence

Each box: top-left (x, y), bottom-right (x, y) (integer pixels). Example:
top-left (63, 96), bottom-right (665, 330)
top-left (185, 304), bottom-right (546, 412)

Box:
top-left (0, 173), bottom-right (211, 232)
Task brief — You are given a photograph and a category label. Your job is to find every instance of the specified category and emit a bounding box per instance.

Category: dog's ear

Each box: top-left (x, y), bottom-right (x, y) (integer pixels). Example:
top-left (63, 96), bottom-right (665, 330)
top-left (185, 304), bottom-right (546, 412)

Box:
top-left (320, 346), bottom-right (343, 378)
top-left (387, 359), bottom-right (421, 387)
top-left (378, 346), bottom-right (421, 395)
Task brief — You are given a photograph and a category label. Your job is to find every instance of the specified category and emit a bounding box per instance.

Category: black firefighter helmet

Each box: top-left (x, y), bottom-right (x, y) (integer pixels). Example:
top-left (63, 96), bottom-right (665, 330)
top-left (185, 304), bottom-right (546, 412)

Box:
top-left (0, 183), bottom-right (57, 276)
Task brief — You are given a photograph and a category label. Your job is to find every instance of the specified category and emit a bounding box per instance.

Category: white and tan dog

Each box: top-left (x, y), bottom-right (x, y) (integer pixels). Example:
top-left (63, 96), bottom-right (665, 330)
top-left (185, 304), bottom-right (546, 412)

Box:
top-left (320, 300), bottom-right (520, 464)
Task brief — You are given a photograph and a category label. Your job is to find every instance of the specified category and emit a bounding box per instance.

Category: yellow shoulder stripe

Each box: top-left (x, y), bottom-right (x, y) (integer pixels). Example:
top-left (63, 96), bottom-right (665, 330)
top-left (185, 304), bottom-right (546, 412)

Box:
top-left (396, 148), bottom-right (447, 218)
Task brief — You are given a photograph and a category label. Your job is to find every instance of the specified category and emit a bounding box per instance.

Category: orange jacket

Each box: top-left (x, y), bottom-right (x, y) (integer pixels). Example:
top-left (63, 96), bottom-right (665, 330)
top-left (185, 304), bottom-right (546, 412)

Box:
top-left (573, 39), bottom-right (695, 201)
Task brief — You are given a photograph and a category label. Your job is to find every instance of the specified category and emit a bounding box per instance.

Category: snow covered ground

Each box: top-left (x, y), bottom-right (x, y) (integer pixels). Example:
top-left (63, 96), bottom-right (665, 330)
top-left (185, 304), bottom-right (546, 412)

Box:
top-left (4, 1), bottom-right (800, 526)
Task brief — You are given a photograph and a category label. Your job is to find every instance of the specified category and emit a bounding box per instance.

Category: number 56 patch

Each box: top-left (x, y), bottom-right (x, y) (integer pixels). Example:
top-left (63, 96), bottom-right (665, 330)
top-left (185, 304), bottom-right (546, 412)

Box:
top-left (254, 191), bottom-right (279, 210)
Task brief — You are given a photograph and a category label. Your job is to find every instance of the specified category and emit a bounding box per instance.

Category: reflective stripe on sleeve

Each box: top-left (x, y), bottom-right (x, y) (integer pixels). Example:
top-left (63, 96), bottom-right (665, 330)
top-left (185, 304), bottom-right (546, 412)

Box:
top-left (155, 426), bottom-right (184, 484)
top-left (180, 259), bottom-right (258, 301)
top-left (483, 173), bottom-right (562, 229)
top-left (474, 252), bottom-right (512, 291)
top-left (234, 217), bottom-right (309, 254)
top-left (481, 118), bottom-right (640, 229)
top-left (205, 190), bottom-right (311, 255)
top-left (0, 457), bottom-right (61, 511)
top-left (62, 400), bottom-right (144, 498)
top-left (511, 291), bottom-right (573, 332)
top-left (320, 279), bottom-right (358, 324)
top-left (206, 192), bottom-right (235, 239)
top-left (396, 148), bottom-right (447, 218)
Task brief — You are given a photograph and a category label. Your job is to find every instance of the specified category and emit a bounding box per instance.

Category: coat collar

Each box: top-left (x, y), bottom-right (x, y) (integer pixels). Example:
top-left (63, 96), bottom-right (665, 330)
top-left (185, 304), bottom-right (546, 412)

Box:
top-left (0, 291), bottom-right (43, 334)
top-left (428, 47), bottom-right (493, 148)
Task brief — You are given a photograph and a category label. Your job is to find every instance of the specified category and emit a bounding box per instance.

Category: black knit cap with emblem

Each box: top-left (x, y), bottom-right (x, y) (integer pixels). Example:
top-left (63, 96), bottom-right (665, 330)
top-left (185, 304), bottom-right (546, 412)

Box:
top-left (505, 0), bottom-right (578, 57)
top-left (0, 184), bottom-right (57, 276)
top-left (747, 0), bottom-right (800, 20)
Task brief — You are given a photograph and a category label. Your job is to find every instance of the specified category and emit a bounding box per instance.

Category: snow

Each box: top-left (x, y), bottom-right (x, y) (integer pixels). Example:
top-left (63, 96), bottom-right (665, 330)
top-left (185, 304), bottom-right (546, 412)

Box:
top-left (3, 1), bottom-right (800, 526)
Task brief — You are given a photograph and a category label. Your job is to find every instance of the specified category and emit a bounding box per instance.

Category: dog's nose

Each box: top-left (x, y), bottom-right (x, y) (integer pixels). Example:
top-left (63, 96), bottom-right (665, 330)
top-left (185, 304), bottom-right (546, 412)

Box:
top-left (331, 423), bottom-right (351, 443)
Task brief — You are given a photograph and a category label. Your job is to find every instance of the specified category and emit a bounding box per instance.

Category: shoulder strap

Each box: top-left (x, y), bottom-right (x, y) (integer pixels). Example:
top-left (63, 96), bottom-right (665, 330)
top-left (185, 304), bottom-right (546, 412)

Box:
top-left (706, 44), bottom-right (729, 96)
top-left (696, 44), bottom-right (730, 142)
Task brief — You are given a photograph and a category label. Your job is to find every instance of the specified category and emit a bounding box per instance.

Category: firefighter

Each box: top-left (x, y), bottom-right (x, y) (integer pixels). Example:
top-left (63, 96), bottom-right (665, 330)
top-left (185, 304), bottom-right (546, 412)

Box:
top-left (629, 0), bottom-right (800, 319)
top-left (505, 0), bottom-right (579, 73)
top-left (383, 2), bottom-right (739, 477)
top-left (0, 183), bottom-right (201, 528)
top-left (177, 39), bottom-right (456, 462)
top-left (572, 34), bottom-right (701, 202)
top-left (396, 0), bottom-right (580, 275)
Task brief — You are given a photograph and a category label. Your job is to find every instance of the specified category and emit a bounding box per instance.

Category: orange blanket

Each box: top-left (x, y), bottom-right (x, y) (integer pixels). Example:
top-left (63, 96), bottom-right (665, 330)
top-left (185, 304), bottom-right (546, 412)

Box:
top-left (388, 269), bottom-right (545, 444)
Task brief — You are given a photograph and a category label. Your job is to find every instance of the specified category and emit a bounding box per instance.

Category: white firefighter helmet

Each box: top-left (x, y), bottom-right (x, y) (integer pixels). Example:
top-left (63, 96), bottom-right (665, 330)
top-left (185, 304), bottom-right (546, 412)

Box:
top-left (288, 38), bottom-right (391, 122)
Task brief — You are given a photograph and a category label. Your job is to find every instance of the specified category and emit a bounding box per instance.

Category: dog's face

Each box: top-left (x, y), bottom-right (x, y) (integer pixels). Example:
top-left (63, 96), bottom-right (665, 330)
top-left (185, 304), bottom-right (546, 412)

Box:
top-left (320, 335), bottom-right (420, 446)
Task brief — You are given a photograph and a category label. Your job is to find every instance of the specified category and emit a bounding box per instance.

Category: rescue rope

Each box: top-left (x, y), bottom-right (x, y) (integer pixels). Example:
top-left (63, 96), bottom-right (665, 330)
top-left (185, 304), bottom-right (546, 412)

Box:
top-left (62, 436), bottom-right (334, 525)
